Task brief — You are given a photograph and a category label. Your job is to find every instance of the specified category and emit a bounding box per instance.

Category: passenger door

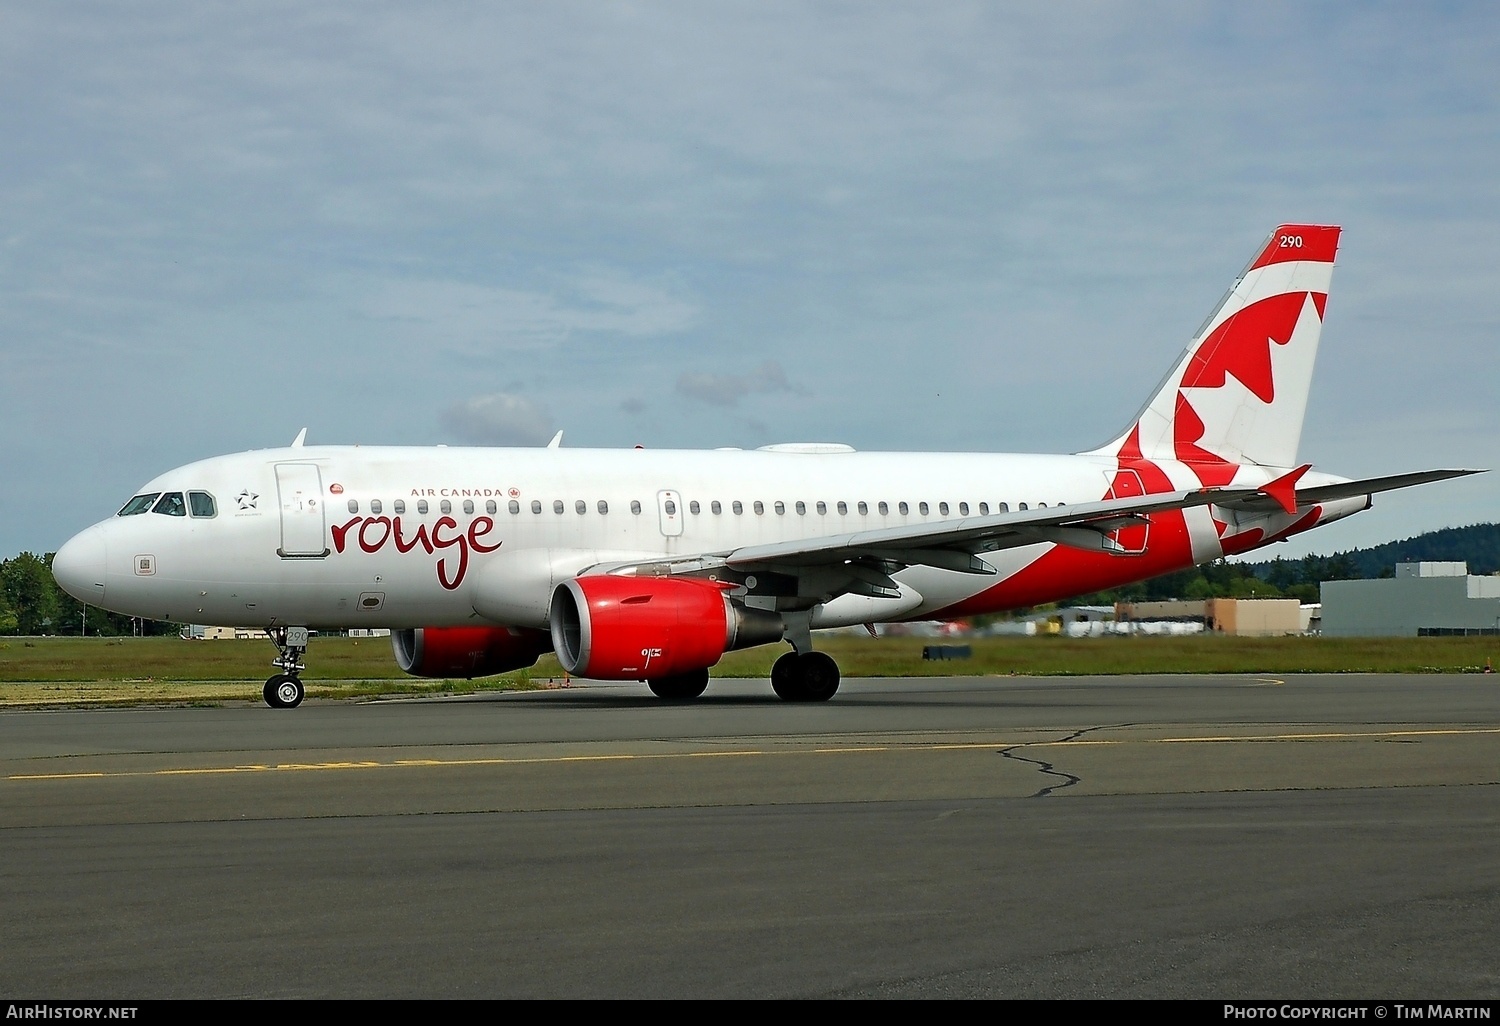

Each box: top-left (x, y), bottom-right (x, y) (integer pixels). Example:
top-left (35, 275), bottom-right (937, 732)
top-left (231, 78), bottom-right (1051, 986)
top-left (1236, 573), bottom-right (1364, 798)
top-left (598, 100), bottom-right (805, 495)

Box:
top-left (275, 463), bottom-right (328, 557)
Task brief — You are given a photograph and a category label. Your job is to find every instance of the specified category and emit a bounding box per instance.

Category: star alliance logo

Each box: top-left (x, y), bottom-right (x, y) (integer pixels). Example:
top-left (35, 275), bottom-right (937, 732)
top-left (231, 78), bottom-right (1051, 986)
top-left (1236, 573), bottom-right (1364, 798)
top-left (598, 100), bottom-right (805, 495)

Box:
top-left (236, 490), bottom-right (259, 511)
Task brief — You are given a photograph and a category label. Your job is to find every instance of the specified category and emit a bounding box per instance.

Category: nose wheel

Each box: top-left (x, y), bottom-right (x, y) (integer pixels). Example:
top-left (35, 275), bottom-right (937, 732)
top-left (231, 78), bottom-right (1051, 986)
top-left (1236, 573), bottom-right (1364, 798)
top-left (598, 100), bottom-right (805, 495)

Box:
top-left (264, 673), bottom-right (305, 709)
top-left (264, 626), bottom-right (310, 708)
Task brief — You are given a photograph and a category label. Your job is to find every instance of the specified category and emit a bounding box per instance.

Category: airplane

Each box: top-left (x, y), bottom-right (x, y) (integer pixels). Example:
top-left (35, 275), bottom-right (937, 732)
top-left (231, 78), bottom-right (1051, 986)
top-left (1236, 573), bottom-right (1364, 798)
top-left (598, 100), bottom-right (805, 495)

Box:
top-left (51, 224), bottom-right (1479, 708)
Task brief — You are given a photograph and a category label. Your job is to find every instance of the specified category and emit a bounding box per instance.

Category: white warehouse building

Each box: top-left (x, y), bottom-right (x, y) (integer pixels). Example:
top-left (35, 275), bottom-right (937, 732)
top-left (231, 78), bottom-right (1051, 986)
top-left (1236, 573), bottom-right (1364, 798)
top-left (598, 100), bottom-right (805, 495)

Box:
top-left (1321, 562), bottom-right (1500, 637)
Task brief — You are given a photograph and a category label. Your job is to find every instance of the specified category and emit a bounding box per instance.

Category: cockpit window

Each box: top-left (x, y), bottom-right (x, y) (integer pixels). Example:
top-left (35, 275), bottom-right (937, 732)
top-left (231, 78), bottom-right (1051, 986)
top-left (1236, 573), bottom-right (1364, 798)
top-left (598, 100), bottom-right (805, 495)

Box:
top-left (152, 492), bottom-right (187, 517)
top-left (118, 493), bottom-right (160, 516)
top-left (188, 491), bottom-right (217, 518)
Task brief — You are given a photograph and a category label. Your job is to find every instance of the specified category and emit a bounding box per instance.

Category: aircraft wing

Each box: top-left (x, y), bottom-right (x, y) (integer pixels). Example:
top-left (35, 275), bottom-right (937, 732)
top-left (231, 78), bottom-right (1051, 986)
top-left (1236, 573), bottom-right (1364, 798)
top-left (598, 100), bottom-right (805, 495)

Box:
top-left (721, 490), bottom-right (1221, 573)
top-left (598, 468), bottom-right (1483, 593)
top-left (601, 488), bottom-right (1252, 592)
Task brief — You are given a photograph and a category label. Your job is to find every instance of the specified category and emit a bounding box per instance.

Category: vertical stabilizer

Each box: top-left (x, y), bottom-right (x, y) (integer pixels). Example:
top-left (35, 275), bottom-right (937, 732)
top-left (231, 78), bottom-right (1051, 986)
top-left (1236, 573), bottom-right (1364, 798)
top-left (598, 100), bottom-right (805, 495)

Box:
top-left (1085, 225), bottom-right (1340, 483)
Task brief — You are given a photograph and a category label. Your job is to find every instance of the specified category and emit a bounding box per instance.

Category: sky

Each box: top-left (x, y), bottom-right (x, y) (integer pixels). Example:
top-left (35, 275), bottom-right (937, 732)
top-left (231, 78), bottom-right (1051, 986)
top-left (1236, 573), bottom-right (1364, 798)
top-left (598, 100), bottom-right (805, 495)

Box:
top-left (3, 2), bottom-right (1497, 561)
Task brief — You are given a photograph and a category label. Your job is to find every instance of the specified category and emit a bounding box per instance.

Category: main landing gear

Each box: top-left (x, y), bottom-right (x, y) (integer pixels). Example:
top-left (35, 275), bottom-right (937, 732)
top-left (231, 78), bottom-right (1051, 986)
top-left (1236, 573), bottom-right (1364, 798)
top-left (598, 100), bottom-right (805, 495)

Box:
top-left (647, 668), bottom-right (710, 700)
top-left (263, 626), bottom-right (309, 708)
top-left (770, 651), bottom-right (840, 702)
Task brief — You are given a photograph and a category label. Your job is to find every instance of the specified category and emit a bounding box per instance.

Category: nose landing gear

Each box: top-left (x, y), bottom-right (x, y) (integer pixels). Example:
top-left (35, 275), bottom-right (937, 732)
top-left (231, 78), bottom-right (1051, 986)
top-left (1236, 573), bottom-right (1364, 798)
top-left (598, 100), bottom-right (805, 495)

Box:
top-left (264, 626), bottom-right (309, 708)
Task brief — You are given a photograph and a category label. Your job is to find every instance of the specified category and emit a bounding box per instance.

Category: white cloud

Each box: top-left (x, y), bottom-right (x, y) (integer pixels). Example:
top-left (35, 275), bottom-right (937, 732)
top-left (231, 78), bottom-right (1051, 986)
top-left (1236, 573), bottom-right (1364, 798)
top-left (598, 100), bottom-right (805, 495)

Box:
top-left (440, 393), bottom-right (555, 446)
top-left (357, 273), bottom-right (696, 354)
top-left (676, 361), bottom-right (798, 406)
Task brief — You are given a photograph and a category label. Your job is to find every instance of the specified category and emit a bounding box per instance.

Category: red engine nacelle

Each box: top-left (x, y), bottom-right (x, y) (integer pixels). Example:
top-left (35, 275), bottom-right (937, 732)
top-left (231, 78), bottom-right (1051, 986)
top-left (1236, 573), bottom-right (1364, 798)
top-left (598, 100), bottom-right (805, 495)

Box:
top-left (549, 576), bottom-right (783, 680)
top-left (392, 625), bottom-right (552, 678)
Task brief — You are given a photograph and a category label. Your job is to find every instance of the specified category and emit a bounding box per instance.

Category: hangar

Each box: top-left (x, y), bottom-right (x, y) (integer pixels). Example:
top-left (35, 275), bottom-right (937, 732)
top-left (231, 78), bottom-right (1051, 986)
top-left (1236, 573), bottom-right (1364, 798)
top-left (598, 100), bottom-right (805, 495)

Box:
top-left (1321, 562), bottom-right (1500, 637)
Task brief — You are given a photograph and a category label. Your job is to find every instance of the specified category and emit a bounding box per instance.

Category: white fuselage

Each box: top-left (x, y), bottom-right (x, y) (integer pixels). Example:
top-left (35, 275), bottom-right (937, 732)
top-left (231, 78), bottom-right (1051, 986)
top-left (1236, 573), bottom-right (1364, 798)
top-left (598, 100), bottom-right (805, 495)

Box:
top-left (54, 443), bottom-right (1362, 631)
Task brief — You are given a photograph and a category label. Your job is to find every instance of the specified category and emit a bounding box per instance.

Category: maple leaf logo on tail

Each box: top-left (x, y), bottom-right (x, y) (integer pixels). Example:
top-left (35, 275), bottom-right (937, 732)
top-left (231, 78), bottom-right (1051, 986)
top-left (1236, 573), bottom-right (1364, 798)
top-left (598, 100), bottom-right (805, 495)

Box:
top-left (1084, 224), bottom-right (1341, 489)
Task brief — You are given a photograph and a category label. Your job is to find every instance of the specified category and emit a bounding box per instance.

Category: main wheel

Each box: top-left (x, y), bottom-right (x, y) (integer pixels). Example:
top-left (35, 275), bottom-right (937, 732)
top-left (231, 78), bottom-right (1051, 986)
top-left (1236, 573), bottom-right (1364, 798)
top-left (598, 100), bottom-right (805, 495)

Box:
top-left (265, 673), bottom-right (304, 709)
top-left (798, 651), bottom-right (840, 702)
top-left (648, 668), bottom-right (710, 700)
top-left (770, 651), bottom-right (841, 702)
top-left (771, 652), bottom-right (802, 700)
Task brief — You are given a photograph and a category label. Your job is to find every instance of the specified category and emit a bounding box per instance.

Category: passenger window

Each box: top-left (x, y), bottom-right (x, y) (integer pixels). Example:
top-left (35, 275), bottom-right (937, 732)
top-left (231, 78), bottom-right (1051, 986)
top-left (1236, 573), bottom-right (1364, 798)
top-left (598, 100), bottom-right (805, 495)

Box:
top-left (938, 502), bottom-right (949, 516)
top-left (575, 500), bottom-right (587, 515)
top-left (979, 502), bottom-right (989, 515)
top-left (508, 499), bottom-right (520, 514)
top-left (733, 501), bottom-right (743, 515)
top-left (118, 493), bottom-right (160, 516)
top-left (857, 501), bottom-right (868, 515)
top-left (836, 501), bottom-right (847, 515)
top-left (598, 500), bottom-right (609, 515)
top-left (463, 500), bottom-right (475, 515)
top-left (440, 500), bottom-right (452, 515)
top-left (899, 501), bottom-right (909, 515)
top-left (418, 500), bottom-right (429, 514)
top-left (816, 501), bottom-right (827, 515)
top-left (394, 499), bottom-right (406, 514)
top-left (690, 500), bottom-right (701, 514)
top-left (486, 500), bottom-right (497, 514)
top-left (1038, 502), bottom-right (1047, 508)
top-left (919, 502), bottom-right (929, 516)
top-left (188, 492), bottom-right (217, 518)
top-left (553, 500), bottom-right (565, 515)
top-left (959, 502), bottom-right (969, 516)
top-left (347, 499), bottom-right (359, 514)
top-left (630, 500), bottom-right (642, 514)
top-left (370, 499), bottom-right (383, 515)
top-left (795, 501), bottom-right (806, 515)
top-left (878, 501), bottom-right (888, 515)
top-left (531, 500), bottom-right (543, 514)
top-left (775, 501), bottom-right (786, 515)
top-left (664, 499), bottom-right (677, 515)
top-left (152, 492), bottom-right (187, 517)
top-left (998, 502), bottom-right (1009, 512)
top-left (753, 501), bottom-right (763, 515)
top-left (711, 500), bottom-right (722, 515)
top-left (1019, 502), bottom-right (1028, 511)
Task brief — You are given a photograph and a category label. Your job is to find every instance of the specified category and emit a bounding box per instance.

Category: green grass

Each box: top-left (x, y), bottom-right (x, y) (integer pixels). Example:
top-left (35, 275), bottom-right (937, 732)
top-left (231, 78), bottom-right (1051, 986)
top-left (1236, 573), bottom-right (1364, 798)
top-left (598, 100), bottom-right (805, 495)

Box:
top-left (713, 634), bottom-right (1499, 677)
top-left (0, 636), bottom-right (550, 706)
top-left (0, 633), bottom-right (1495, 707)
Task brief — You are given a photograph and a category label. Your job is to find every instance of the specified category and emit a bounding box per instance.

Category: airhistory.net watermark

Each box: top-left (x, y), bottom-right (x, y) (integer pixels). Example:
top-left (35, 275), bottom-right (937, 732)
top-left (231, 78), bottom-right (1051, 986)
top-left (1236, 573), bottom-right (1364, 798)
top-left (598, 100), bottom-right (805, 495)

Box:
top-left (5, 1007), bottom-right (137, 1020)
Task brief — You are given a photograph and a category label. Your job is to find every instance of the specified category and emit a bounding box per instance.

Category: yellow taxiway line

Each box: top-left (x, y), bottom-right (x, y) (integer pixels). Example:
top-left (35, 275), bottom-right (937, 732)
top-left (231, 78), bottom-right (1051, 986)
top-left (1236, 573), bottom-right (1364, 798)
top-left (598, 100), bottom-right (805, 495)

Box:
top-left (8, 726), bottom-right (1500, 782)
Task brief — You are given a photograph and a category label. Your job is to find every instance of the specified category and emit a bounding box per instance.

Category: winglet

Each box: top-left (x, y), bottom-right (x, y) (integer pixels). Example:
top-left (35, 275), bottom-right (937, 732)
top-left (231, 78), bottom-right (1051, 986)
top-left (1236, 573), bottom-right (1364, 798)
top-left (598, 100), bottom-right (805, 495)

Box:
top-left (1261, 464), bottom-right (1312, 514)
top-left (291, 428), bottom-right (308, 448)
top-left (547, 430), bottom-right (564, 450)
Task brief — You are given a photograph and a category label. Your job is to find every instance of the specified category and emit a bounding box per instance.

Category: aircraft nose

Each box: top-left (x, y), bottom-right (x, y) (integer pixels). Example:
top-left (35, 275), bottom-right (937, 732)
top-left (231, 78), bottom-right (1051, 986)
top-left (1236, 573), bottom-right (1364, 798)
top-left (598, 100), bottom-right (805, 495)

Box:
top-left (53, 525), bottom-right (108, 604)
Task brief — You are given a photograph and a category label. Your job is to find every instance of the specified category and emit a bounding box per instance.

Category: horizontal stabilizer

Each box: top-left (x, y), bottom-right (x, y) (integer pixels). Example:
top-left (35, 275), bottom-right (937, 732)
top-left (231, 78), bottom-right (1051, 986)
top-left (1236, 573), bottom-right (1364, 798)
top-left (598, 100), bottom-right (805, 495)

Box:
top-left (1211, 469), bottom-right (1484, 514)
top-left (1261, 464), bottom-right (1312, 514)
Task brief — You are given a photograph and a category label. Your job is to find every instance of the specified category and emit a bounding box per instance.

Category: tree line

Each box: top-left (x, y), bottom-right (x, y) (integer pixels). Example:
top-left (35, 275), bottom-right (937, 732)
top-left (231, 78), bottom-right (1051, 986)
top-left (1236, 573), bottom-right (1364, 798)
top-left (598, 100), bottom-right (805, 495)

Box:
top-left (0, 552), bottom-right (177, 637)
top-left (1069, 552), bottom-right (1366, 607)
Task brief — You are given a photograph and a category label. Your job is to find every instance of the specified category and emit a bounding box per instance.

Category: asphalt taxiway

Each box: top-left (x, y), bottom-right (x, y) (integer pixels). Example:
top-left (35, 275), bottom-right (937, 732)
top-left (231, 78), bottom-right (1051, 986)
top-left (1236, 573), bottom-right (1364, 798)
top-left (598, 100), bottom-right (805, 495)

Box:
top-left (2, 673), bottom-right (1497, 998)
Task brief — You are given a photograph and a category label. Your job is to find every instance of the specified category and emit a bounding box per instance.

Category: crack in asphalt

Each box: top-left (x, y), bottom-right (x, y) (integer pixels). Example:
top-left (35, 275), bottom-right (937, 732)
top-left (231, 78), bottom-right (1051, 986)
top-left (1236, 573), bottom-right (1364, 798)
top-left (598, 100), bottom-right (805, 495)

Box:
top-left (1000, 723), bottom-right (1133, 798)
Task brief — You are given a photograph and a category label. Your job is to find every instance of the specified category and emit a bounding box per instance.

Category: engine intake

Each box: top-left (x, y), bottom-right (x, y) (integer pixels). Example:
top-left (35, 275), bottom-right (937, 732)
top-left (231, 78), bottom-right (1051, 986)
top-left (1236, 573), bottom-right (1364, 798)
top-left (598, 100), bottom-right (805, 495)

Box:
top-left (549, 576), bottom-right (783, 680)
top-left (392, 625), bottom-right (552, 678)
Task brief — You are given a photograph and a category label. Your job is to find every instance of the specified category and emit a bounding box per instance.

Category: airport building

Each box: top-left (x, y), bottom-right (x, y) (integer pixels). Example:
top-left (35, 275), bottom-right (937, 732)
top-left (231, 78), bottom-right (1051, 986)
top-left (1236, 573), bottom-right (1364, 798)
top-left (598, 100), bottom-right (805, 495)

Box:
top-left (1114, 598), bottom-right (1308, 636)
top-left (1321, 562), bottom-right (1500, 637)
